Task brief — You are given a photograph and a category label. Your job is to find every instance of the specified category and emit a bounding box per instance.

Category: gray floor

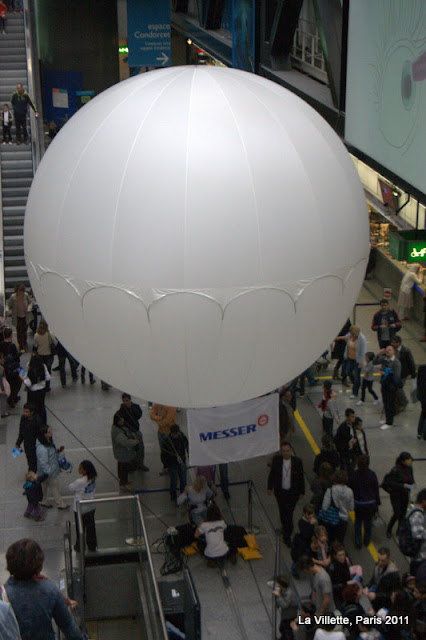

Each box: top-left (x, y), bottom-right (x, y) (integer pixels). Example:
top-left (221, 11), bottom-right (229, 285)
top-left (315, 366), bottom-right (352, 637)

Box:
top-left (0, 275), bottom-right (425, 640)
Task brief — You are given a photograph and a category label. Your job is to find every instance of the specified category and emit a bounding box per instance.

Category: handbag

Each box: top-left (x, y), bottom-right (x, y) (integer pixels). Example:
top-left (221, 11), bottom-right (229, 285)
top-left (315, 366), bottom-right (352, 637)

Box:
top-left (318, 488), bottom-right (340, 525)
top-left (48, 332), bottom-right (57, 356)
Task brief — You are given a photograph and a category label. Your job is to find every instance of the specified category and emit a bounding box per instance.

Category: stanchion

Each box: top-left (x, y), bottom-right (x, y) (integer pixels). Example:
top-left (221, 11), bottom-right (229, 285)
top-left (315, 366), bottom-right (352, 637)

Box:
top-left (247, 480), bottom-right (260, 534)
top-left (126, 499), bottom-right (145, 547)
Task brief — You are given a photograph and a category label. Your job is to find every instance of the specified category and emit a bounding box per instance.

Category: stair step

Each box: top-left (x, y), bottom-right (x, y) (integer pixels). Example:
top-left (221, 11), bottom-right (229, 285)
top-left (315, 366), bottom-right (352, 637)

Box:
top-left (3, 235), bottom-right (24, 247)
top-left (0, 159), bottom-right (32, 170)
top-left (3, 214), bottom-right (26, 225)
top-left (4, 256), bottom-right (25, 267)
top-left (2, 185), bottom-right (29, 195)
top-left (2, 199), bottom-right (27, 209)
top-left (5, 265), bottom-right (27, 276)
top-left (1, 175), bottom-right (33, 187)
top-left (3, 225), bottom-right (24, 235)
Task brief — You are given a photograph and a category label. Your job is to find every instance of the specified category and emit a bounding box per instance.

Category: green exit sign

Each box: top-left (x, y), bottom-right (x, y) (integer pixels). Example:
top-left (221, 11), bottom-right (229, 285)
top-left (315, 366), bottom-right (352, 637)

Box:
top-left (407, 242), bottom-right (426, 263)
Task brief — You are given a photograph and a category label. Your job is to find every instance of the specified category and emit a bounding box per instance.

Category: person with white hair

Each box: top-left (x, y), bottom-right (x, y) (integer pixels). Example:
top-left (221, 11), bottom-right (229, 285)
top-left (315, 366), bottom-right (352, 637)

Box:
top-left (398, 264), bottom-right (423, 320)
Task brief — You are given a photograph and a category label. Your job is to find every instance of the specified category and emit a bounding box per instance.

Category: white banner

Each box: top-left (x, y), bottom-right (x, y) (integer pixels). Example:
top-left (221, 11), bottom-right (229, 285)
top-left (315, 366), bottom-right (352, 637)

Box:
top-left (187, 393), bottom-right (279, 466)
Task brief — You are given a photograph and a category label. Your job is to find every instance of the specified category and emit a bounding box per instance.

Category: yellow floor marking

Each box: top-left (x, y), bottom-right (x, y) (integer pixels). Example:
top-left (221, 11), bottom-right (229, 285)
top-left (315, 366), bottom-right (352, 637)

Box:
top-left (294, 409), bottom-right (378, 562)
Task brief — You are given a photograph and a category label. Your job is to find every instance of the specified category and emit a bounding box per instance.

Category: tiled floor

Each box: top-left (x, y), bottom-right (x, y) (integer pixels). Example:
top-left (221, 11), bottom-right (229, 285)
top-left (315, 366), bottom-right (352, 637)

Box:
top-left (0, 275), bottom-right (425, 639)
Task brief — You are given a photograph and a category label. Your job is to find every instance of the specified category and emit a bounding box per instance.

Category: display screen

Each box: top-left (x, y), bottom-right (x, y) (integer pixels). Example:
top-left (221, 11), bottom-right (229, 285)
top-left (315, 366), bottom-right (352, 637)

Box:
top-left (345, 0), bottom-right (426, 197)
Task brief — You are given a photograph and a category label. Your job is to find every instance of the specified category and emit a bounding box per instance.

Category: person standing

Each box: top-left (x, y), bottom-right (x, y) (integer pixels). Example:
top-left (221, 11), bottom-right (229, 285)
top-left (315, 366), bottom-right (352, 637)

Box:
top-left (385, 451), bottom-right (415, 538)
top-left (0, 1), bottom-right (7, 33)
top-left (5, 283), bottom-right (33, 352)
top-left (373, 345), bottom-right (402, 430)
top-left (333, 408), bottom-right (356, 471)
top-left (20, 353), bottom-right (50, 424)
top-left (321, 469), bottom-right (354, 543)
top-left (117, 393), bottom-right (149, 471)
top-left (111, 412), bottom-right (139, 490)
top-left (391, 335), bottom-right (416, 411)
top-left (56, 340), bottom-right (78, 387)
top-left (371, 299), bottom-right (402, 349)
top-left (343, 326), bottom-right (367, 400)
top-left (33, 320), bottom-right (57, 389)
top-left (398, 264), bottom-right (423, 320)
top-left (417, 365), bottom-right (426, 440)
top-left (350, 417), bottom-right (369, 462)
top-left (331, 318), bottom-right (351, 380)
top-left (69, 460), bottom-right (97, 553)
top-left (150, 403), bottom-right (177, 473)
top-left (407, 489), bottom-right (426, 576)
top-left (36, 426), bottom-right (69, 510)
top-left (350, 454), bottom-right (380, 549)
top-left (10, 83), bottom-right (38, 144)
top-left (0, 327), bottom-right (22, 408)
top-left (1, 103), bottom-right (13, 142)
top-left (15, 403), bottom-right (42, 472)
top-left (357, 351), bottom-right (379, 406)
top-left (161, 424), bottom-right (188, 502)
top-left (267, 441), bottom-right (305, 546)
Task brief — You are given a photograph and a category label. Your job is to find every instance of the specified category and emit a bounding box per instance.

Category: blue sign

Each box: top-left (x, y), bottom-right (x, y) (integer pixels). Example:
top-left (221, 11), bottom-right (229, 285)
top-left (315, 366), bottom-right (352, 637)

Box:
top-left (127, 0), bottom-right (171, 68)
top-left (232, 0), bottom-right (255, 72)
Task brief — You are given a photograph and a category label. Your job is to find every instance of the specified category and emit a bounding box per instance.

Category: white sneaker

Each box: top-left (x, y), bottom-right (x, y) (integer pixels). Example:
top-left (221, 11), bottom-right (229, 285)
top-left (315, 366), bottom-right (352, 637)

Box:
top-left (373, 399), bottom-right (379, 405)
top-left (356, 400), bottom-right (364, 406)
top-left (380, 424), bottom-right (392, 430)
top-left (379, 419), bottom-right (386, 425)
top-left (349, 394), bottom-right (357, 399)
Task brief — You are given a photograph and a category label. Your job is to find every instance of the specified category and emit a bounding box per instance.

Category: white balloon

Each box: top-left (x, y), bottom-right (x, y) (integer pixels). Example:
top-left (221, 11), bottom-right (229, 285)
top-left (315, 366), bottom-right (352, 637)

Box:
top-left (24, 66), bottom-right (369, 408)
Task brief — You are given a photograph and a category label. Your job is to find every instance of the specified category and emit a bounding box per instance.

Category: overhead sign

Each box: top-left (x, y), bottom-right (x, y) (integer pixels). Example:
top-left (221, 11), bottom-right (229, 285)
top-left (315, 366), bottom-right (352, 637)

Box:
top-left (127, 0), bottom-right (171, 68)
top-left (187, 393), bottom-right (279, 466)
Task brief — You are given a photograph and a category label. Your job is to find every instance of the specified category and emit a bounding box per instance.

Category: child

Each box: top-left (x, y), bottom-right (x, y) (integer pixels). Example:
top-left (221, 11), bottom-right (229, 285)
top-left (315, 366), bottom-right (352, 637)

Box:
top-left (69, 460), bottom-right (97, 552)
top-left (23, 470), bottom-right (47, 521)
top-left (291, 504), bottom-right (317, 563)
top-left (313, 525), bottom-right (331, 568)
top-left (1, 104), bottom-right (12, 144)
top-left (357, 352), bottom-right (379, 406)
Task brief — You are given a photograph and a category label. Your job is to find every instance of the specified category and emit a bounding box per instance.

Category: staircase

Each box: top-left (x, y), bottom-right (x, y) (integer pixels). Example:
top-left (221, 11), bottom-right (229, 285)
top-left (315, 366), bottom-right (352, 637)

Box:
top-left (0, 11), bottom-right (34, 297)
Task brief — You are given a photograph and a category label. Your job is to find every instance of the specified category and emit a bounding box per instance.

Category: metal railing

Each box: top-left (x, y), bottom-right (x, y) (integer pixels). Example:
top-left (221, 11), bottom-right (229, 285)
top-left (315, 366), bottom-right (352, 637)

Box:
top-left (291, 18), bottom-right (328, 84)
top-left (23, 0), bottom-right (43, 171)
top-left (75, 494), bottom-right (169, 640)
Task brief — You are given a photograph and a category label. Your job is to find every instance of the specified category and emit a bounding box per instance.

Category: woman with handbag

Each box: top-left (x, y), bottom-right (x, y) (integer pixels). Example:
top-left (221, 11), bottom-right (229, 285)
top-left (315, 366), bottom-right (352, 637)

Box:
top-left (320, 469), bottom-right (354, 543)
top-left (36, 426), bottom-right (69, 510)
top-left (111, 412), bottom-right (139, 490)
top-left (33, 320), bottom-right (57, 390)
top-left (20, 354), bottom-right (50, 423)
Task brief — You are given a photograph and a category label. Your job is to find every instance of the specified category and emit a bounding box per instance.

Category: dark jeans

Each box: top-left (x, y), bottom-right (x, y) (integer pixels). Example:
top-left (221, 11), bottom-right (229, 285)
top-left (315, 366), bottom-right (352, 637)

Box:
top-left (327, 519), bottom-right (348, 544)
top-left (361, 379), bottom-right (378, 402)
top-left (169, 463), bottom-right (187, 499)
top-left (58, 352), bottom-right (78, 386)
top-left (6, 372), bottom-right (22, 406)
top-left (80, 366), bottom-right (95, 383)
top-left (14, 112), bottom-right (28, 142)
top-left (74, 510), bottom-right (97, 552)
top-left (16, 316), bottom-right (27, 350)
top-left (117, 460), bottom-right (137, 485)
top-left (218, 463), bottom-right (229, 497)
top-left (25, 445), bottom-right (37, 473)
top-left (322, 415), bottom-right (334, 436)
top-left (387, 491), bottom-right (409, 534)
top-left (417, 401), bottom-right (426, 439)
top-left (354, 504), bottom-right (376, 545)
top-left (27, 388), bottom-right (46, 424)
top-left (275, 489), bottom-right (297, 542)
top-left (381, 385), bottom-right (397, 425)
top-left (344, 359), bottom-right (361, 396)
top-left (2, 123), bottom-right (12, 142)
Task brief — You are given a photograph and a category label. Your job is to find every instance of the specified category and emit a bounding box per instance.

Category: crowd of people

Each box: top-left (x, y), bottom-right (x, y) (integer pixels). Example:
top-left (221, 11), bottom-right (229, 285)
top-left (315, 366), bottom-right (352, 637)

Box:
top-left (0, 279), bottom-right (425, 639)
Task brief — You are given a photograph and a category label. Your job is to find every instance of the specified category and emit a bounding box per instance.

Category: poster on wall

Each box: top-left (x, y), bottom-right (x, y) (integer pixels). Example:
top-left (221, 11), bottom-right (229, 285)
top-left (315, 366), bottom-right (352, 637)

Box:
top-left (52, 88), bottom-right (69, 109)
top-left (345, 0), bottom-right (426, 196)
top-left (127, 0), bottom-right (171, 68)
top-left (232, 0), bottom-right (255, 72)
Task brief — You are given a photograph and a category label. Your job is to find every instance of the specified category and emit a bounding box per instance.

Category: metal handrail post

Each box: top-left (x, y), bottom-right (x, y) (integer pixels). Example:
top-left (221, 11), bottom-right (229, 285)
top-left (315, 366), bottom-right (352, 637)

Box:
top-left (134, 495), bottom-right (169, 639)
top-left (23, 0), bottom-right (43, 170)
top-left (271, 529), bottom-right (281, 640)
top-left (248, 479), bottom-right (253, 532)
top-left (76, 501), bottom-right (86, 622)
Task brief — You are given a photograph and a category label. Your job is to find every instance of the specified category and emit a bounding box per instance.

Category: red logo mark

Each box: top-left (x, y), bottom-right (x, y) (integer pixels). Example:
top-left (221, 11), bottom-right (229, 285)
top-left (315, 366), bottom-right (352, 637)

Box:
top-left (258, 414), bottom-right (269, 427)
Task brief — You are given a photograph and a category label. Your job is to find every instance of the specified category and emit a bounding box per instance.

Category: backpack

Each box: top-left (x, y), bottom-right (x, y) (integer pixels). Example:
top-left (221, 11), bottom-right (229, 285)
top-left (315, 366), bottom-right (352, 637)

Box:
top-left (380, 471), bottom-right (393, 494)
top-left (398, 508), bottom-right (423, 557)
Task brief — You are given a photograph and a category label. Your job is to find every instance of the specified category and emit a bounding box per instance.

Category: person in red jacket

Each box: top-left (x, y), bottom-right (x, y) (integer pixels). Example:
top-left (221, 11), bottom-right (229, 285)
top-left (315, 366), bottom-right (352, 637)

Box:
top-left (0, 2), bottom-right (8, 34)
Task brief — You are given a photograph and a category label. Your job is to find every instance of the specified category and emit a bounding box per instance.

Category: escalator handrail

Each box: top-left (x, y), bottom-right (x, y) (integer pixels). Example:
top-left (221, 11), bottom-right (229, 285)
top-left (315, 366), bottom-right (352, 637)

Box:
top-left (23, 0), bottom-right (42, 171)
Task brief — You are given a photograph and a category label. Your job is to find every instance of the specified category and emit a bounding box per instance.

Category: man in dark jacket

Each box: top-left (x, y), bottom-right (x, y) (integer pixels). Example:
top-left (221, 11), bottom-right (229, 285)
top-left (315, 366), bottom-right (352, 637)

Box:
top-left (10, 83), bottom-right (38, 144)
top-left (117, 393), bottom-right (148, 471)
top-left (0, 327), bottom-right (21, 407)
top-left (391, 335), bottom-right (416, 411)
top-left (15, 403), bottom-right (42, 472)
top-left (351, 417), bottom-right (368, 462)
top-left (334, 408), bottom-right (357, 471)
top-left (161, 424), bottom-right (188, 501)
top-left (267, 441), bottom-right (305, 546)
top-left (371, 299), bottom-right (402, 348)
top-left (364, 547), bottom-right (401, 611)
top-left (374, 346), bottom-right (402, 430)
top-left (350, 454), bottom-right (380, 548)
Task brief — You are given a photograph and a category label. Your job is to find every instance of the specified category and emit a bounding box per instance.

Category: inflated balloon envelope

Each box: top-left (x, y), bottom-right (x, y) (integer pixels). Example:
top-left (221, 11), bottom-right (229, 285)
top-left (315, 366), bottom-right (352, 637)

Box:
top-left (24, 66), bottom-right (369, 408)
